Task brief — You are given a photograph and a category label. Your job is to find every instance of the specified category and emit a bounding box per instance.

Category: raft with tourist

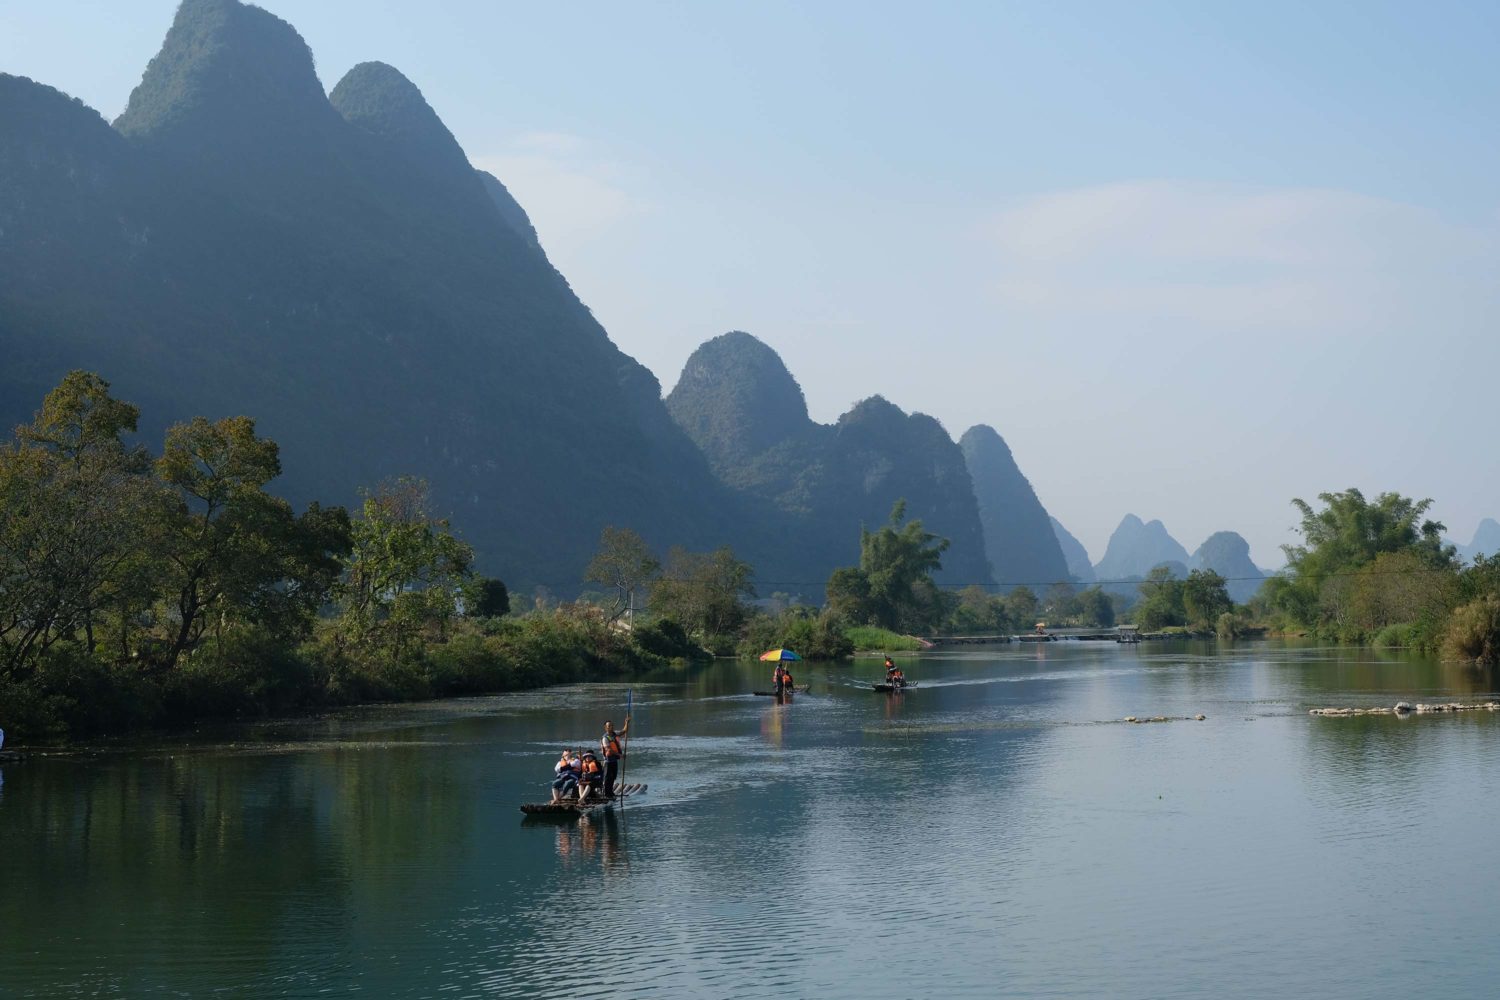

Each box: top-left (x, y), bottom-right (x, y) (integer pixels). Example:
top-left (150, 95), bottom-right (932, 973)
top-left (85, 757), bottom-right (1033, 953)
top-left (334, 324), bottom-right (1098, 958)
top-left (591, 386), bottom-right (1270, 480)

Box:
top-left (756, 649), bottom-right (803, 697)
top-left (874, 656), bottom-right (913, 693)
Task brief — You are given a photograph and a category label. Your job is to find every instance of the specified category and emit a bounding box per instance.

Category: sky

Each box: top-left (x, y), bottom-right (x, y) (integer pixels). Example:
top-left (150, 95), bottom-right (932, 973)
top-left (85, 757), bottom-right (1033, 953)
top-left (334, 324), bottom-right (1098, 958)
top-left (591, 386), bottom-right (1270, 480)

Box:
top-left (4, 0), bottom-right (1498, 567)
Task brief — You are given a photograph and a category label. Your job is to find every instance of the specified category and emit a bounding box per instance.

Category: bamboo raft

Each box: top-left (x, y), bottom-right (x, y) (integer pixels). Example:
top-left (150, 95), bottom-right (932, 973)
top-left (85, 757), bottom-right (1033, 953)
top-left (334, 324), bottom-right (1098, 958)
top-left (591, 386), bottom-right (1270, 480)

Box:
top-left (873, 682), bottom-right (916, 693)
top-left (520, 783), bottom-right (647, 816)
top-left (752, 686), bottom-right (808, 696)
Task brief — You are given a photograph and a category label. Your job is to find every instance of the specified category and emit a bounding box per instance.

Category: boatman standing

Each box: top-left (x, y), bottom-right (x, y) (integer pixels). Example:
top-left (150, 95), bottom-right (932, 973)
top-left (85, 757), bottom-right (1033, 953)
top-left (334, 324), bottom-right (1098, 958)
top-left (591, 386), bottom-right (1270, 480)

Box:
top-left (601, 716), bottom-right (630, 798)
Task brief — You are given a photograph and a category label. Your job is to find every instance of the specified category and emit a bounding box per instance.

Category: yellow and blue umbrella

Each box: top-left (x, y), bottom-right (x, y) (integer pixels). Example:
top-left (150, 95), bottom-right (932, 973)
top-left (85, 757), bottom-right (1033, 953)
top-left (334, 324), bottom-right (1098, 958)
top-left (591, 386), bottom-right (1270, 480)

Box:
top-left (758, 648), bottom-right (801, 662)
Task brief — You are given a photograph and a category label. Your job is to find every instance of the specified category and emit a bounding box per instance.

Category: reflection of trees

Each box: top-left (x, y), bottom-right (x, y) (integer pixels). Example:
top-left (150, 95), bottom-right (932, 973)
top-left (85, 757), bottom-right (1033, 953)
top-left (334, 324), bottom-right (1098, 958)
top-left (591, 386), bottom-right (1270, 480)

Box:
top-left (0, 754), bottom-right (341, 992)
top-left (0, 743), bottom-right (481, 995)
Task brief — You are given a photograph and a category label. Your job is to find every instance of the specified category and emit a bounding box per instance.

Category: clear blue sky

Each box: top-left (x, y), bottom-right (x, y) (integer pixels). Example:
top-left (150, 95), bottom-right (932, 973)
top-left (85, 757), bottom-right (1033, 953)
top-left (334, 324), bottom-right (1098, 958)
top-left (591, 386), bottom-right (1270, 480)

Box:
top-left (5, 0), bottom-right (1498, 566)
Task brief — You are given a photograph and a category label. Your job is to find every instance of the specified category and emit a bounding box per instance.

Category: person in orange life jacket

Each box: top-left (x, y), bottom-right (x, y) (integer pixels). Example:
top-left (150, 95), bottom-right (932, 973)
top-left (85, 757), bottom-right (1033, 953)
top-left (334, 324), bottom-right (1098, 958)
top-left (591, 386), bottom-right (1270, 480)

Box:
top-left (551, 748), bottom-right (581, 803)
top-left (600, 717), bottom-right (629, 797)
top-left (884, 656), bottom-right (896, 678)
top-left (577, 751), bottom-right (604, 801)
top-left (890, 667), bottom-right (906, 689)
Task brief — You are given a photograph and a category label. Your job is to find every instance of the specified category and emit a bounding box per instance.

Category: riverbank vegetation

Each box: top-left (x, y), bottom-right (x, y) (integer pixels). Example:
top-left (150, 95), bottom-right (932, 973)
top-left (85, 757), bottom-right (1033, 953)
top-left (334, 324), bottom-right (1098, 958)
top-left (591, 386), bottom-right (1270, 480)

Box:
top-left (1250, 489), bottom-right (1500, 663)
top-left (0, 374), bottom-right (710, 743)
top-left (7, 376), bottom-right (1498, 743)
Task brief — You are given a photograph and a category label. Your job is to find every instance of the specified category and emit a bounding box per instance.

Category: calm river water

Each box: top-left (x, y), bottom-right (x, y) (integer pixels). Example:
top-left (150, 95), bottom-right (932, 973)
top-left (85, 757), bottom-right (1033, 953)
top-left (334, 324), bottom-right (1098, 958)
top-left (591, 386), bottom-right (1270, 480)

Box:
top-left (4, 641), bottom-right (1500, 999)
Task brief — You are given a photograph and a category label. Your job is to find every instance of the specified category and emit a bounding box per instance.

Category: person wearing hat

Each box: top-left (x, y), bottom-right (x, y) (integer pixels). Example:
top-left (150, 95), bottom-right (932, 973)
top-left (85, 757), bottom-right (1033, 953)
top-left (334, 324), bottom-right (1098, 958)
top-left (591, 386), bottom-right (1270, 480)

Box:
top-left (551, 749), bottom-right (581, 803)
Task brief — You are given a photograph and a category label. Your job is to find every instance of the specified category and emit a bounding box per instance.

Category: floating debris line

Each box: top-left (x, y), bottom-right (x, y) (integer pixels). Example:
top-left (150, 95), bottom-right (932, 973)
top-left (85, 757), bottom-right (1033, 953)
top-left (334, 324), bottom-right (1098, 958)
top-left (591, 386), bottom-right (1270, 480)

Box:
top-left (1309, 701), bottom-right (1500, 717)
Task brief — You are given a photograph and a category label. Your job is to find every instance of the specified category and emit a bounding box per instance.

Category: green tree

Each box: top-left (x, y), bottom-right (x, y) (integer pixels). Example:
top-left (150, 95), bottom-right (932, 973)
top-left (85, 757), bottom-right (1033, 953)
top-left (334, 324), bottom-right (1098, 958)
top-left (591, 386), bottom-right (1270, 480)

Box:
top-left (463, 577), bottom-right (510, 618)
top-left (1274, 489), bottom-right (1457, 635)
top-left (1182, 569), bottom-right (1232, 630)
top-left (1134, 565), bottom-right (1185, 631)
top-left (154, 416), bottom-right (350, 666)
top-left (649, 546), bottom-right (754, 640)
top-left (585, 526), bottom-right (661, 622)
top-left (337, 477), bottom-right (470, 654)
top-left (0, 372), bottom-right (153, 676)
top-left (826, 500), bottom-right (952, 633)
top-left (1003, 585), bottom-right (1039, 628)
top-left (1074, 587), bottom-right (1116, 627)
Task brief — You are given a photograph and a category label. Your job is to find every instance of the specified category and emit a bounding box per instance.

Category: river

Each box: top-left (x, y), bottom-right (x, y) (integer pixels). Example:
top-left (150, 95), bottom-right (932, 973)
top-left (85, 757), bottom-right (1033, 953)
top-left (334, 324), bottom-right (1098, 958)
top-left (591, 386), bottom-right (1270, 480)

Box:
top-left (3, 640), bottom-right (1499, 998)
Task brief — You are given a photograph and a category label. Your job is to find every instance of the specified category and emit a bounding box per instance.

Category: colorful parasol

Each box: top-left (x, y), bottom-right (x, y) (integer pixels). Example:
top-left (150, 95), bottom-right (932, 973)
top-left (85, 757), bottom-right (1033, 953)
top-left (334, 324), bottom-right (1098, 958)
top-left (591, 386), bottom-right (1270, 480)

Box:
top-left (758, 648), bottom-right (802, 662)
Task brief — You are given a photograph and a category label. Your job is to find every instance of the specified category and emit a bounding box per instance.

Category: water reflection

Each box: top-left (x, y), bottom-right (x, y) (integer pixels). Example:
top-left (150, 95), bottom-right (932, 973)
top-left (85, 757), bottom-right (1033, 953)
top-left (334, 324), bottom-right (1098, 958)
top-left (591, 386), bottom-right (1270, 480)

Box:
top-left (4, 644), bottom-right (1500, 998)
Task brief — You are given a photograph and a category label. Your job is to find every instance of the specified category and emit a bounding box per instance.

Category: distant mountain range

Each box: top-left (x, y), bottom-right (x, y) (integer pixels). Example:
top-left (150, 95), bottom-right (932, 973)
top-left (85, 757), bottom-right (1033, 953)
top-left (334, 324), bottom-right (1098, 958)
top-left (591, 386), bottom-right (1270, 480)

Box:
top-left (1093, 515), bottom-right (1191, 583)
top-left (1189, 531), bottom-right (1266, 603)
top-left (665, 332), bottom-right (992, 588)
top-left (0, 0), bottom-right (1287, 606)
top-left (1049, 517), bottom-right (1097, 584)
top-left (1450, 519), bottom-right (1500, 564)
top-left (959, 426), bottom-right (1071, 589)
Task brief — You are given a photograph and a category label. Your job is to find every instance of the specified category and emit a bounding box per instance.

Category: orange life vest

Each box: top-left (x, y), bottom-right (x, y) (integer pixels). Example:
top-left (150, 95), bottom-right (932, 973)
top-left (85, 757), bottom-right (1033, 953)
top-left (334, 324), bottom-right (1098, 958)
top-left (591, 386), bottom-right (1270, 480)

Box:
top-left (602, 734), bottom-right (622, 759)
top-left (581, 757), bottom-right (601, 777)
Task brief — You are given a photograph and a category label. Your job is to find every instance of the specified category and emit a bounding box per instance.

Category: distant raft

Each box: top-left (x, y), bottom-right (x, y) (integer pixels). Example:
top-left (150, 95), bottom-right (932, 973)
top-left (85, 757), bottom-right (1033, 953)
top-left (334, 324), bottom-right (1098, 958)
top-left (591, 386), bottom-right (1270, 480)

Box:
top-left (752, 686), bottom-right (809, 696)
top-left (873, 682), bottom-right (916, 693)
top-left (520, 783), bottom-right (647, 816)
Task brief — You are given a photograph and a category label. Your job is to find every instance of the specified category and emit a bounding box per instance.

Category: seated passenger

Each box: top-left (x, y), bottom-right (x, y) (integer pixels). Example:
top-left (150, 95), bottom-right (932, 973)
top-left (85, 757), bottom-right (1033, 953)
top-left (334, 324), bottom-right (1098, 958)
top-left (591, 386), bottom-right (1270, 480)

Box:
top-left (577, 751), bottom-right (604, 801)
top-left (551, 749), bottom-right (580, 803)
top-left (891, 668), bottom-right (906, 689)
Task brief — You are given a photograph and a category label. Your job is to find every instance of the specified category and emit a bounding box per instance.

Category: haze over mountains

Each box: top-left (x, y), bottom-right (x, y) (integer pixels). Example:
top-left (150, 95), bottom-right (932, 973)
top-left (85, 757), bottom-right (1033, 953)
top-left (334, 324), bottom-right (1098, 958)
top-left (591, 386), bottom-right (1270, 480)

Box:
top-left (1451, 519), bottom-right (1500, 564)
top-left (665, 332), bottom-right (992, 588)
top-left (0, 0), bottom-right (1289, 605)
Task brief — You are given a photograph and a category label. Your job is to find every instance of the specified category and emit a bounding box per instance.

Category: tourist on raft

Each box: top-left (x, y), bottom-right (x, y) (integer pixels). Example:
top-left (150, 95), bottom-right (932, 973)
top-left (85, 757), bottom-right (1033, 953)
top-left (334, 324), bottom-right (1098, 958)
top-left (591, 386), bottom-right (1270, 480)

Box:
top-left (773, 663), bottom-right (796, 696)
top-left (884, 656), bottom-right (897, 679)
top-left (600, 716), bottom-right (630, 798)
top-left (577, 751), bottom-right (604, 801)
top-left (551, 749), bottom-right (581, 803)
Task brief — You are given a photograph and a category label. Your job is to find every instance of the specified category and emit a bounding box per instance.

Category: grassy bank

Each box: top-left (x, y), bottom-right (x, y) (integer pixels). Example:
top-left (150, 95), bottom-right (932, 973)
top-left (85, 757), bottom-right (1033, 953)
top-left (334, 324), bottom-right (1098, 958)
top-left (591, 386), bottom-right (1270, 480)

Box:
top-left (843, 626), bottom-right (926, 652)
top-left (0, 612), bottom-right (708, 746)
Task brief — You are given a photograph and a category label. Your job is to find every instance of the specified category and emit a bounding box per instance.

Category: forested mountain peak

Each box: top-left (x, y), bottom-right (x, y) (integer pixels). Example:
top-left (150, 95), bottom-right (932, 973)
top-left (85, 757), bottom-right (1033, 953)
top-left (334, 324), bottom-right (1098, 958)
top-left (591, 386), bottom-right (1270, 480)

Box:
top-left (330, 62), bottom-right (472, 184)
top-left (1, 74), bottom-right (115, 145)
top-left (666, 331), bottom-right (811, 466)
top-left (959, 425), bottom-right (1070, 588)
top-left (114, 0), bottom-right (335, 156)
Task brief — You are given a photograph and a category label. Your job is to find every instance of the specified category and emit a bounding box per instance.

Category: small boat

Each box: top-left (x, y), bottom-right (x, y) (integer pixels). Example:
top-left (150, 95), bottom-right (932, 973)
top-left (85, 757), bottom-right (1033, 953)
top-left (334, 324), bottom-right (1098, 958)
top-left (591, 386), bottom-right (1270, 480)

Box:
top-left (520, 783), bottom-right (647, 816)
top-left (1018, 634), bottom-right (1056, 643)
top-left (873, 682), bottom-right (916, 693)
top-left (752, 686), bottom-right (808, 696)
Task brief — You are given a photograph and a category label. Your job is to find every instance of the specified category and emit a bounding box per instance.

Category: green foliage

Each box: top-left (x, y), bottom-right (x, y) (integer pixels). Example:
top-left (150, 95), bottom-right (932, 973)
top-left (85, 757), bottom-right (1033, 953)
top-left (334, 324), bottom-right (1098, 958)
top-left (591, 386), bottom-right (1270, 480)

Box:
top-left (738, 608), bottom-right (855, 660)
top-left (649, 545), bottom-right (754, 642)
top-left (1134, 565), bottom-right (1186, 631)
top-left (1271, 489), bottom-right (1456, 636)
top-left (1183, 570), bottom-right (1233, 628)
top-left (1371, 622), bottom-right (1418, 648)
top-left (826, 501), bottom-right (954, 633)
top-left (462, 577), bottom-right (510, 618)
top-left (1441, 597), bottom-right (1500, 665)
top-left (841, 626), bottom-right (922, 652)
top-left (153, 415), bottom-right (351, 667)
top-left (1133, 567), bottom-right (1231, 632)
top-left (948, 585), bottom-right (1014, 634)
top-left (0, 371), bottom-right (151, 677)
top-left (584, 526), bottom-right (660, 621)
top-left (632, 618), bottom-right (706, 661)
top-left (336, 477), bottom-right (470, 654)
